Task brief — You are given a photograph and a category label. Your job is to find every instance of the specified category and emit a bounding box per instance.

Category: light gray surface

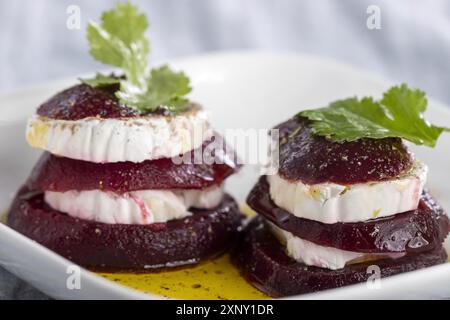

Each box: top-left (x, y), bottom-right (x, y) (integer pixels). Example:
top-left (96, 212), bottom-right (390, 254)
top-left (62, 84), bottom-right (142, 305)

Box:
top-left (0, 268), bottom-right (49, 300)
top-left (0, 0), bottom-right (449, 299)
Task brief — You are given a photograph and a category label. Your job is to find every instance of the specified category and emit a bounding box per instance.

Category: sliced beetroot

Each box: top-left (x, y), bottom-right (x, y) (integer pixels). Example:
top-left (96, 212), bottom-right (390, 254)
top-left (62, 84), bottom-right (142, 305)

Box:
top-left (247, 177), bottom-right (450, 254)
top-left (37, 84), bottom-right (139, 120)
top-left (37, 83), bottom-right (199, 120)
top-left (8, 186), bottom-right (243, 271)
top-left (232, 217), bottom-right (448, 297)
top-left (276, 117), bottom-right (413, 185)
top-left (27, 135), bottom-right (240, 192)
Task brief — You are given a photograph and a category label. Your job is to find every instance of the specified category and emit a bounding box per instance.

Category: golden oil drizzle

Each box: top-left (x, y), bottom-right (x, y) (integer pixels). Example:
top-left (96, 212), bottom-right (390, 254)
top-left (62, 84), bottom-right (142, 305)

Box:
top-left (98, 205), bottom-right (266, 299)
top-left (98, 254), bottom-right (268, 300)
top-left (240, 203), bottom-right (257, 217)
top-left (0, 210), bottom-right (8, 224)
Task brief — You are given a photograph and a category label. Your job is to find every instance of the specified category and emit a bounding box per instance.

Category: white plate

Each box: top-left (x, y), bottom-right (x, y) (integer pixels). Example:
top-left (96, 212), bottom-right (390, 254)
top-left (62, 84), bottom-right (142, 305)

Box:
top-left (0, 51), bottom-right (449, 299)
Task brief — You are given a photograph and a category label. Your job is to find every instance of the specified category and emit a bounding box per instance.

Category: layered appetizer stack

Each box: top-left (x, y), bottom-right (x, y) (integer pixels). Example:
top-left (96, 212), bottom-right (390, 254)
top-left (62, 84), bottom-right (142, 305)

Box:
top-left (234, 85), bottom-right (450, 297)
top-left (8, 3), bottom-right (242, 271)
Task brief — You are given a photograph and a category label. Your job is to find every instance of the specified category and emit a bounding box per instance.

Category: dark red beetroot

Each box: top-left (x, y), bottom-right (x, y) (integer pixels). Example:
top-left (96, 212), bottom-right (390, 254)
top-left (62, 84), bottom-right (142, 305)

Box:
top-left (248, 177), bottom-right (450, 254)
top-left (276, 117), bottom-right (413, 185)
top-left (232, 217), bottom-right (448, 297)
top-left (8, 187), bottom-right (243, 271)
top-left (37, 84), bottom-right (139, 120)
top-left (27, 135), bottom-right (240, 192)
top-left (36, 83), bottom-right (196, 120)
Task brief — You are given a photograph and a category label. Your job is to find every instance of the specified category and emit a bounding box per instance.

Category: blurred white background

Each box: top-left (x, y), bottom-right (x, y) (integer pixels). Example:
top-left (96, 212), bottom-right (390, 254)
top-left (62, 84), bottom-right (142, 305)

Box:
top-left (0, 0), bottom-right (450, 104)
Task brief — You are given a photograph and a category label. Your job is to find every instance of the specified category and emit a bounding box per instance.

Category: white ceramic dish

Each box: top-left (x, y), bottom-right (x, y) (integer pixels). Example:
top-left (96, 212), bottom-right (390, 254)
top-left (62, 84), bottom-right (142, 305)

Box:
top-left (0, 51), bottom-right (449, 299)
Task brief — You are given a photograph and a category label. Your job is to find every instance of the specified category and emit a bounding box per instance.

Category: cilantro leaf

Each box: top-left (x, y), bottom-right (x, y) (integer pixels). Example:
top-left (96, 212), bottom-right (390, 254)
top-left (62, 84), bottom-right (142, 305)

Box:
top-left (80, 73), bottom-right (120, 87)
top-left (146, 66), bottom-right (191, 109)
top-left (85, 1), bottom-right (149, 89)
top-left (101, 2), bottom-right (149, 47)
top-left (116, 65), bottom-right (191, 113)
top-left (299, 84), bottom-right (449, 147)
top-left (82, 2), bottom-right (191, 113)
top-left (86, 22), bottom-right (129, 67)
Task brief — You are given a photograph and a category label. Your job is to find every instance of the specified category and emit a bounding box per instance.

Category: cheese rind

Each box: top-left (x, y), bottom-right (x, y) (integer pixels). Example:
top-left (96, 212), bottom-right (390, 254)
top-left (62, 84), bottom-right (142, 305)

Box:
top-left (268, 160), bottom-right (427, 224)
top-left (44, 186), bottom-right (224, 225)
top-left (269, 223), bottom-right (405, 270)
top-left (26, 107), bottom-right (211, 163)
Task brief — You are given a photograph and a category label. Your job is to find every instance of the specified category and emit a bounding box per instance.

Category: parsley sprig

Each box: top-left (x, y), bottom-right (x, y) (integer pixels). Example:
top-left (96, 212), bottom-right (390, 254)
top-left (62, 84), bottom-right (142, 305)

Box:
top-left (81, 1), bottom-right (191, 113)
top-left (299, 84), bottom-right (449, 147)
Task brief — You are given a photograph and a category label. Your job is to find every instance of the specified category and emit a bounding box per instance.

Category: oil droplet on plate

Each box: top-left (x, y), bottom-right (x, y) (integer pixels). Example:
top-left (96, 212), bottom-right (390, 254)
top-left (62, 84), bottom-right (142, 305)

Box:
top-left (98, 254), bottom-right (269, 300)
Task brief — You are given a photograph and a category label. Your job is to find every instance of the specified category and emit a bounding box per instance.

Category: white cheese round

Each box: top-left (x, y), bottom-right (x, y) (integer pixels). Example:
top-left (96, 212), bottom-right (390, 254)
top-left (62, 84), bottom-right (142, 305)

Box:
top-left (268, 160), bottom-right (427, 224)
top-left (26, 106), bottom-right (212, 163)
top-left (269, 223), bottom-right (405, 270)
top-left (44, 186), bottom-right (224, 225)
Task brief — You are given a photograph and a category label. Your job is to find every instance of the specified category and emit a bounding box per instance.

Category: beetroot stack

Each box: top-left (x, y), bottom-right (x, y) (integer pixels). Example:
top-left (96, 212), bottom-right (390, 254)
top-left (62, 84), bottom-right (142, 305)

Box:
top-left (9, 2), bottom-right (244, 272)
top-left (8, 83), bottom-right (243, 271)
top-left (234, 113), bottom-right (449, 297)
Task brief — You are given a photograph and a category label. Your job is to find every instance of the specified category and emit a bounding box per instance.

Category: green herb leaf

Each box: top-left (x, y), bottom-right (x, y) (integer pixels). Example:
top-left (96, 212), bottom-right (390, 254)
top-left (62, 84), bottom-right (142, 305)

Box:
top-left (83, 1), bottom-right (191, 113)
top-left (101, 1), bottom-right (149, 47)
top-left (116, 65), bottom-right (191, 113)
top-left (299, 84), bottom-right (449, 147)
top-left (85, 1), bottom-right (149, 94)
top-left (87, 23), bottom-right (125, 67)
top-left (80, 73), bottom-right (120, 87)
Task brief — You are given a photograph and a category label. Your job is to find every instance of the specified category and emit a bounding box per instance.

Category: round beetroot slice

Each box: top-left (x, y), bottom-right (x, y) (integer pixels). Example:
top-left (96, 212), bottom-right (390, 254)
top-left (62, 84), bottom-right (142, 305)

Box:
top-left (37, 83), bottom-right (201, 120)
top-left (27, 136), bottom-right (240, 192)
top-left (37, 84), bottom-right (139, 120)
top-left (247, 177), bottom-right (450, 254)
top-left (276, 116), bottom-right (413, 185)
top-left (232, 217), bottom-right (448, 297)
top-left (8, 187), bottom-right (243, 271)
